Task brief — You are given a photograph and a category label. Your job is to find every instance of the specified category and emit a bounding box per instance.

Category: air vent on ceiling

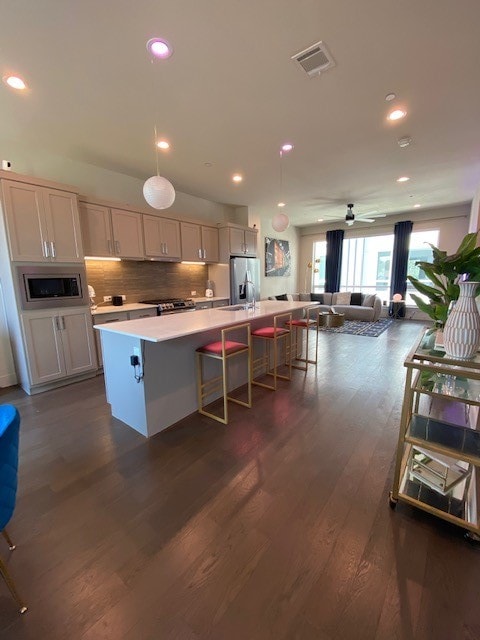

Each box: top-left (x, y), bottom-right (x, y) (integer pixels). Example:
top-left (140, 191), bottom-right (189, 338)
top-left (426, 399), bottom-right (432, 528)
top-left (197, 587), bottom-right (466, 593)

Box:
top-left (291, 41), bottom-right (335, 77)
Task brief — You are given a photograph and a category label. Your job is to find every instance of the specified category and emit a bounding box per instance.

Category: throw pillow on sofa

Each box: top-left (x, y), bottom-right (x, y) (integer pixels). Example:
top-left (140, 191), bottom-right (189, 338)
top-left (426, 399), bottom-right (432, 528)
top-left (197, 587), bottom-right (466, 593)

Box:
top-left (362, 294), bottom-right (376, 307)
top-left (310, 293), bottom-right (324, 303)
top-left (275, 294), bottom-right (288, 300)
top-left (350, 292), bottom-right (363, 306)
top-left (335, 292), bottom-right (351, 305)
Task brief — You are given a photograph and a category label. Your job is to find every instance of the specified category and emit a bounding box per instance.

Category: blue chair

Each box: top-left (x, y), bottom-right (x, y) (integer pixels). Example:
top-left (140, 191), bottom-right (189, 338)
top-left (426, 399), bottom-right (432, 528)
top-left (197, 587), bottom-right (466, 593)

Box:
top-left (0, 404), bottom-right (27, 614)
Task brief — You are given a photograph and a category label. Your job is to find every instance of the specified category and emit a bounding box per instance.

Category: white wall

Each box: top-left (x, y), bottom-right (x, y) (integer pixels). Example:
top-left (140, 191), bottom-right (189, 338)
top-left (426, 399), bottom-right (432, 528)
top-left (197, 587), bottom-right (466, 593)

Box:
top-left (247, 208), bottom-right (300, 299)
top-left (0, 143), bottom-right (235, 223)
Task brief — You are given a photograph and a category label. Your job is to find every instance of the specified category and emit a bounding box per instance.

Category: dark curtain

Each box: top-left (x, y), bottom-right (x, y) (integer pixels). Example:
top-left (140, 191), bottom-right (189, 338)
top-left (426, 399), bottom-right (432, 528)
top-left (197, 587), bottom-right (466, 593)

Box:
top-left (390, 220), bottom-right (413, 302)
top-left (325, 229), bottom-right (344, 292)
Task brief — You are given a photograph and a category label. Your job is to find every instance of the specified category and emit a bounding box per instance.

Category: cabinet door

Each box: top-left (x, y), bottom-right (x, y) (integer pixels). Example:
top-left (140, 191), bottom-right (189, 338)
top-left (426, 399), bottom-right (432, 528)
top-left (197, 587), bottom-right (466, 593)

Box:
top-left (80, 203), bottom-right (113, 257)
top-left (212, 299), bottom-right (229, 308)
top-left (43, 189), bottom-right (83, 262)
top-left (143, 215), bottom-right (164, 258)
top-left (143, 216), bottom-right (181, 260)
top-left (180, 222), bottom-right (202, 261)
top-left (244, 229), bottom-right (257, 256)
top-left (195, 301), bottom-right (213, 310)
top-left (21, 313), bottom-right (66, 384)
top-left (93, 311), bottom-right (129, 367)
top-left (201, 226), bottom-right (219, 263)
top-left (2, 180), bottom-right (49, 261)
top-left (229, 227), bottom-right (246, 254)
top-left (111, 209), bottom-right (144, 259)
top-left (60, 309), bottom-right (97, 375)
top-left (161, 219), bottom-right (181, 259)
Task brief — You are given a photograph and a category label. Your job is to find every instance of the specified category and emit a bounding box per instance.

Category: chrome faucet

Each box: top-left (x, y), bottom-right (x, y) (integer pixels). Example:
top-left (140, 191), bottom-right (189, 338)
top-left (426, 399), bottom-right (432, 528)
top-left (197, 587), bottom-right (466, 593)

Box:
top-left (244, 280), bottom-right (256, 310)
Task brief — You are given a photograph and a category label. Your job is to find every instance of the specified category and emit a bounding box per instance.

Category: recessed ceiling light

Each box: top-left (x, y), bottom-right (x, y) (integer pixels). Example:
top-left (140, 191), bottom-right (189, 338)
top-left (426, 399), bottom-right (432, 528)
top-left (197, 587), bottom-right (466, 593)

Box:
top-left (204, 162), bottom-right (213, 167)
top-left (232, 174), bottom-right (243, 183)
top-left (3, 75), bottom-right (27, 90)
top-left (146, 38), bottom-right (173, 59)
top-left (277, 202), bottom-right (286, 208)
top-left (385, 93), bottom-right (396, 102)
top-left (413, 203), bottom-right (421, 208)
top-left (281, 143), bottom-right (294, 152)
top-left (156, 140), bottom-right (170, 150)
top-left (388, 108), bottom-right (407, 121)
top-left (397, 176), bottom-right (410, 182)
top-left (317, 218), bottom-right (324, 222)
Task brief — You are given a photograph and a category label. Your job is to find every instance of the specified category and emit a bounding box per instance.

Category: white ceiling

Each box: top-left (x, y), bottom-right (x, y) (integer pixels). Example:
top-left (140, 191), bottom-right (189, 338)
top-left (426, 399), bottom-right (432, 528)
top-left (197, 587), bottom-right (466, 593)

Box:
top-left (1, 0), bottom-right (480, 227)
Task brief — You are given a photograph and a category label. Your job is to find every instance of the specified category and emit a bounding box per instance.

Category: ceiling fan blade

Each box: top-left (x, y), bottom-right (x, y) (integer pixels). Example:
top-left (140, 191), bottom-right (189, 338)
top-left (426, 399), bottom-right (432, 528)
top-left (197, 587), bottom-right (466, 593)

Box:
top-left (358, 218), bottom-right (375, 223)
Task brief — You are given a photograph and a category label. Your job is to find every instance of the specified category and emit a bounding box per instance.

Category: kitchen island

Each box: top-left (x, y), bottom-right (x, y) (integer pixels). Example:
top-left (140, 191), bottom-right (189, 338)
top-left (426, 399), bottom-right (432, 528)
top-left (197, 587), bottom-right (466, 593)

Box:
top-left (96, 300), bottom-right (314, 437)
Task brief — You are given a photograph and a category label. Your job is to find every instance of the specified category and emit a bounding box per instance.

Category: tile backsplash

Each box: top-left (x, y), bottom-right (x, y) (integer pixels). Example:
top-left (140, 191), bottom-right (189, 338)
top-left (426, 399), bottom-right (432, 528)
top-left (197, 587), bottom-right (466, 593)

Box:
top-left (85, 260), bottom-right (208, 302)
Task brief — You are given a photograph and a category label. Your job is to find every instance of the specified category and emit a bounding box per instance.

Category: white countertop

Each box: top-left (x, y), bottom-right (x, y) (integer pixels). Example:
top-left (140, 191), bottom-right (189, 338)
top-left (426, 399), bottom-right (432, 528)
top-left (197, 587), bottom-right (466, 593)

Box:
top-left (95, 300), bottom-right (315, 343)
top-left (92, 303), bottom-right (157, 316)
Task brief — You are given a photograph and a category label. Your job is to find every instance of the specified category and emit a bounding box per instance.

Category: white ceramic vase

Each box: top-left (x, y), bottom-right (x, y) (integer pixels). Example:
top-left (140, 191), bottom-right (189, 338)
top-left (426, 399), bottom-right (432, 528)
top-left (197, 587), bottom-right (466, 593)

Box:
top-left (443, 281), bottom-right (480, 360)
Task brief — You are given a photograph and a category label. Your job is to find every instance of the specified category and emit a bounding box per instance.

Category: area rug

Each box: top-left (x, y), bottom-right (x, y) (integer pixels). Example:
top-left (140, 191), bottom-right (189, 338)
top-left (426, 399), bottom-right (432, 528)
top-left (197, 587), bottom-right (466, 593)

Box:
top-left (318, 318), bottom-right (393, 337)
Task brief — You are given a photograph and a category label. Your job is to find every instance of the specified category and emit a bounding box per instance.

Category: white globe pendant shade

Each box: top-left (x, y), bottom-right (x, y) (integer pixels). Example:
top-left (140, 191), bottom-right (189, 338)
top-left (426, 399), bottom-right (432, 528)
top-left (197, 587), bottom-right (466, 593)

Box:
top-left (143, 175), bottom-right (176, 209)
top-left (271, 212), bottom-right (290, 232)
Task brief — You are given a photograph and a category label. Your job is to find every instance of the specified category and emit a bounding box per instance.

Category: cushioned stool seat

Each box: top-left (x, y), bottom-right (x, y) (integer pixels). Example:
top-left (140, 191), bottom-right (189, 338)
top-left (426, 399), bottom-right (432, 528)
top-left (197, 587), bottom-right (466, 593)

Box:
top-left (251, 312), bottom-right (292, 391)
top-left (196, 323), bottom-right (252, 425)
top-left (285, 306), bottom-right (319, 371)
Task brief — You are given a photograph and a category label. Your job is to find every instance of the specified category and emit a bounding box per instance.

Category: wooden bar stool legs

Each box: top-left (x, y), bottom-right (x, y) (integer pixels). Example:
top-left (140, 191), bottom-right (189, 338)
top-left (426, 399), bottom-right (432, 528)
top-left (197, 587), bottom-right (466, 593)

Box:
top-left (286, 306), bottom-right (320, 371)
top-left (251, 312), bottom-right (292, 391)
top-left (196, 323), bottom-right (252, 425)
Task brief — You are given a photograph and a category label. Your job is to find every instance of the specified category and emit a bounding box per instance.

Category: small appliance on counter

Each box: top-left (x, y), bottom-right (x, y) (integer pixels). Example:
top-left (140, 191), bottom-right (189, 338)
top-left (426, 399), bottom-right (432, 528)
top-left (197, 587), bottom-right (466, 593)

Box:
top-left (112, 295), bottom-right (123, 306)
top-left (205, 280), bottom-right (215, 298)
top-left (88, 285), bottom-right (97, 310)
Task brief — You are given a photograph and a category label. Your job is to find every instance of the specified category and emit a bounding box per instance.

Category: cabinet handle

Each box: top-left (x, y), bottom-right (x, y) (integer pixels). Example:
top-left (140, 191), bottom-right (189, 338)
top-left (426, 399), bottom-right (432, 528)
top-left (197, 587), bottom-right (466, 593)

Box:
top-left (115, 240), bottom-right (120, 254)
top-left (43, 240), bottom-right (50, 258)
top-left (61, 316), bottom-right (65, 330)
top-left (50, 241), bottom-right (56, 258)
top-left (139, 314), bottom-right (150, 318)
top-left (198, 248), bottom-right (202, 259)
top-left (203, 249), bottom-right (207, 260)
top-left (164, 242), bottom-right (168, 255)
top-left (55, 316), bottom-right (60, 330)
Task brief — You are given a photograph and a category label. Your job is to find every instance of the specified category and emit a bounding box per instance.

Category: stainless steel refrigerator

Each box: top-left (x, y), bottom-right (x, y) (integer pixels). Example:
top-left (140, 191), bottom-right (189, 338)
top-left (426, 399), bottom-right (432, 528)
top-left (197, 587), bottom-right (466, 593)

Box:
top-left (230, 257), bottom-right (261, 305)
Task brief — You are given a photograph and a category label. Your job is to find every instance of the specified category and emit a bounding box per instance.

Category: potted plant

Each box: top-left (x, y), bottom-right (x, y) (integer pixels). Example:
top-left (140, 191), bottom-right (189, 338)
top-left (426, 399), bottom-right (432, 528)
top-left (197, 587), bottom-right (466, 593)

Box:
top-left (407, 231), bottom-right (480, 327)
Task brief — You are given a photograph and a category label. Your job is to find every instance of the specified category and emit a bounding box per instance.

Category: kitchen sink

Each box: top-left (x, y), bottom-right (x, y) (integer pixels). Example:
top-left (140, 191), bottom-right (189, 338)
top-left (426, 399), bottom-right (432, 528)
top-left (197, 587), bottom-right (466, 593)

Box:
top-left (217, 304), bottom-right (248, 311)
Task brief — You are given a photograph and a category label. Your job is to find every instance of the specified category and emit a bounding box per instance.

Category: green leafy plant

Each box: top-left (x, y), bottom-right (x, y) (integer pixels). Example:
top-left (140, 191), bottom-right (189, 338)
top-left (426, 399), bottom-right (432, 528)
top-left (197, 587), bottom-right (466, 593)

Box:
top-left (407, 232), bottom-right (480, 326)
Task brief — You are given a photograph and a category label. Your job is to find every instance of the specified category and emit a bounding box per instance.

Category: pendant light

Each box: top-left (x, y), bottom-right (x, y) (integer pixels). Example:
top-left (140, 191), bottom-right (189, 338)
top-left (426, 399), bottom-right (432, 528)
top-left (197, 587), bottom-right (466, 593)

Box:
top-left (143, 126), bottom-right (176, 209)
top-left (271, 147), bottom-right (291, 232)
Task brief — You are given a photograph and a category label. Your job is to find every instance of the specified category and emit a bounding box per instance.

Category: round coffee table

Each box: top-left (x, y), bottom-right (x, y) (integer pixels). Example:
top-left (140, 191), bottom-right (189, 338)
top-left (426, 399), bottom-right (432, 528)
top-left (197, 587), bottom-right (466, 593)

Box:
top-left (319, 312), bottom-right (345, 328)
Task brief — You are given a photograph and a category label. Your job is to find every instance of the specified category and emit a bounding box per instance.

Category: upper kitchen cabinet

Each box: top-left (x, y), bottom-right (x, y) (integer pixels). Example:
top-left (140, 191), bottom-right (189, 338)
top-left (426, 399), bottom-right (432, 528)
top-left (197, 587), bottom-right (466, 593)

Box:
top-left (143, 215), bottom-right (181, 261)
top-left (219, 223), bottom-right (258, 262)
top-left (110, 209), bottom-right (144, 259)
top-left (1, 179), bottom-right (83, 263)
top-left (80, 202), bottom-right (144, 259)
top-left (180, 222), bottom-right (219, 263)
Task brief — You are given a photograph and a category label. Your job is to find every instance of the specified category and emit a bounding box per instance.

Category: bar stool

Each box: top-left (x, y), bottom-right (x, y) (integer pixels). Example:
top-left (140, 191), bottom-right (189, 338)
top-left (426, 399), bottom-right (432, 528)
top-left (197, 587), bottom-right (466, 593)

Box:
top-left (196, 323), bottom-right (252, 425)
top-left (286, 306), bottom-right (320, 371)
top-left (251, 312), bottom-right (292, 390)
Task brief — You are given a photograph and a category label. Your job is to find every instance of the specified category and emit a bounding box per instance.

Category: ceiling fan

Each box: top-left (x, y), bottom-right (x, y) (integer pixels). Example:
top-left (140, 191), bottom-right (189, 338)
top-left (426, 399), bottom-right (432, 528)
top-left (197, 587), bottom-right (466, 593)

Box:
top-left (345, 203), bottom-right (386, 226)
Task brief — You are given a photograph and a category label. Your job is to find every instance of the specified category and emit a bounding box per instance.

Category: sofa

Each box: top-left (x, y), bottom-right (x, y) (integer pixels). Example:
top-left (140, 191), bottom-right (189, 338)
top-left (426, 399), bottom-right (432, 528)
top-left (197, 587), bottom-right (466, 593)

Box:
top-left (269, 292), bottom-right (382, 322)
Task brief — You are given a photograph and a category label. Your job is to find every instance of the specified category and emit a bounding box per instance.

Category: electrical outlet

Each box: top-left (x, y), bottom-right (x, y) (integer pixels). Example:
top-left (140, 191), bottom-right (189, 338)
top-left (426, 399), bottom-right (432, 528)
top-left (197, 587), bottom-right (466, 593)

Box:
top-left (121, 294), bottom-right (126, 301)
top-left (103, 295), bottom-right (112, 302)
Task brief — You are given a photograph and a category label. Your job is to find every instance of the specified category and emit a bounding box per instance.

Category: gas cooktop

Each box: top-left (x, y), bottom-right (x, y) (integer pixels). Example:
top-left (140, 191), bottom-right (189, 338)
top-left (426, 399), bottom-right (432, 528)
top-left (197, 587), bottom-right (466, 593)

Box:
top-left (139, 298), bottom-right (196, 314)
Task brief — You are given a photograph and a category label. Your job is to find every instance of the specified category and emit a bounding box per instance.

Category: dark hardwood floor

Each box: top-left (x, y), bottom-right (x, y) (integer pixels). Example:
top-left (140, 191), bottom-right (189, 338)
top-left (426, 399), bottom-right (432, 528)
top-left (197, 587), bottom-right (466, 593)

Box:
top-left (1, 320), bottom-right (479, 639)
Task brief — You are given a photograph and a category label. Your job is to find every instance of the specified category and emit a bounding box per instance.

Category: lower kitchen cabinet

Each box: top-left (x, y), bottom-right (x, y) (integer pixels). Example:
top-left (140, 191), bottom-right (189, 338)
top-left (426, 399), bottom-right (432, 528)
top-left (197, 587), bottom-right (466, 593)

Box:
top-left (21, 308), bottom-right (97, 385)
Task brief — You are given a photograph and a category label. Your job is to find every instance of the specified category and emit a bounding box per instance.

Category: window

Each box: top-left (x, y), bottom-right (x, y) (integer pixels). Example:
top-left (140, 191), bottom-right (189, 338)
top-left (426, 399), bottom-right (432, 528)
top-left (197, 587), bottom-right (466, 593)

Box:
top-left (406, 230), bottom-right (439, 304)
top-left (311, 241), bottom-right (326, 292)
top-left (340, 235), bottom-right (394, 299)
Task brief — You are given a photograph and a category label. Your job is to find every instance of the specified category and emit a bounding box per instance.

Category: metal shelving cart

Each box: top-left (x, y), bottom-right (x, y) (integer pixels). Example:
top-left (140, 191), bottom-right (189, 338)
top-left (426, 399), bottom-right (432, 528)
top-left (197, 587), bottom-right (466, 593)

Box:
top-left (389, 328), bottom-right (480, 542)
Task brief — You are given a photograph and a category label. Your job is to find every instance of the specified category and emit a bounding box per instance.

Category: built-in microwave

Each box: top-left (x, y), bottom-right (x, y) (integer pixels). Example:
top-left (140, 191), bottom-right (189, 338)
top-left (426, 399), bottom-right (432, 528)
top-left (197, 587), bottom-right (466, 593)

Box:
top-left (17, 266), bottom-right (89, 310)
